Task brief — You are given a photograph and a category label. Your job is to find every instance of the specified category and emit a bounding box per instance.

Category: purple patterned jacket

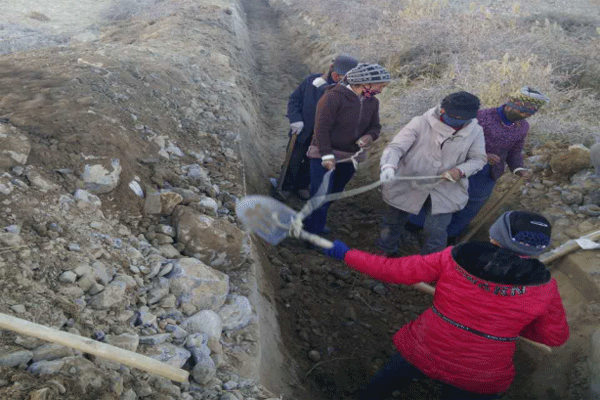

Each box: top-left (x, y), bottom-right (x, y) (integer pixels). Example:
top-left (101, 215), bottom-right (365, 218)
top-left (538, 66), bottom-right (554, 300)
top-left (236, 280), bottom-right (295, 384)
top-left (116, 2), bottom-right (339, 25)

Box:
top-left (477, 107), bottom-right (529, 180)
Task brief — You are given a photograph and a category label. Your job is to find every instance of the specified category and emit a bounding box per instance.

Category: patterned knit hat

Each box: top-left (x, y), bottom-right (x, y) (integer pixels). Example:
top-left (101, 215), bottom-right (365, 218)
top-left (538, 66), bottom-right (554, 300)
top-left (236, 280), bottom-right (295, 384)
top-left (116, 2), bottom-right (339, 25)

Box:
top-left (505, 86), bottom-right (550, 115)
top-left (489, 211), bottom-right (552, 256)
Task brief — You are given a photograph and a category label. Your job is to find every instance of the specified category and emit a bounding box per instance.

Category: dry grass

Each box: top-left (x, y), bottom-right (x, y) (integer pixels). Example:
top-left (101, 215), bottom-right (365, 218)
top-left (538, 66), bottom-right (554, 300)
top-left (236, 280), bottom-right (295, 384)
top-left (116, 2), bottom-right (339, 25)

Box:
top-left (281, 0), bottom-right (600, 145)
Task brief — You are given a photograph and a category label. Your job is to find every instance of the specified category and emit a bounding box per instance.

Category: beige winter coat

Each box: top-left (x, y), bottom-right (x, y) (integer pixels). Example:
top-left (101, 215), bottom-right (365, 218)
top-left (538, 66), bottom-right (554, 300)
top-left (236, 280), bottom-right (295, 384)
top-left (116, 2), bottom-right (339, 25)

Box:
top-left (381, 107), bottom-right (487, 215)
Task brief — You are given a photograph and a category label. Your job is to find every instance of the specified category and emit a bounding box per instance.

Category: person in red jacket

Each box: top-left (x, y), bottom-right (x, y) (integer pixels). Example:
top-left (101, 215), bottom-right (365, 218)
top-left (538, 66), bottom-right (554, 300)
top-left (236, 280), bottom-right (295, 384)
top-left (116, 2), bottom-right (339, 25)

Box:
top-left (322, 210), bottom-right (569, 399)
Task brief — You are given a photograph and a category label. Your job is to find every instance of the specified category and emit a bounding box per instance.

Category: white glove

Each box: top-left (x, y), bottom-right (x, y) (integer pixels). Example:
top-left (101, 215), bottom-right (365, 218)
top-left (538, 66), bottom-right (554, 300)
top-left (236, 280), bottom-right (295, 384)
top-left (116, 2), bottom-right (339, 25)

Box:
top-left (290, 121), bottom-right (304, 135)
top-left (380, 167), bottom-right (396, 183)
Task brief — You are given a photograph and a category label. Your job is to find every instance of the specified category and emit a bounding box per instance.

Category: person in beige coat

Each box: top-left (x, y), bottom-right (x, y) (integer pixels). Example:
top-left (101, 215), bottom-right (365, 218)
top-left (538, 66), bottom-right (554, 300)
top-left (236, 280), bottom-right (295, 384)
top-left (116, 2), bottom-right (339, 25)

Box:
top-left (377, 91), bottom-right (487, 255)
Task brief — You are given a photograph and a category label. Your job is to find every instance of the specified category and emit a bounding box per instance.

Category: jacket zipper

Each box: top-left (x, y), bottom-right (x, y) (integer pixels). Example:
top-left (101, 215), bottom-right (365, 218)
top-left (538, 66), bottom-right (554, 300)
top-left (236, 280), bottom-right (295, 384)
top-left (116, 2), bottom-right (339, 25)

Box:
top-left (354, 98), bottom-right (364, 140)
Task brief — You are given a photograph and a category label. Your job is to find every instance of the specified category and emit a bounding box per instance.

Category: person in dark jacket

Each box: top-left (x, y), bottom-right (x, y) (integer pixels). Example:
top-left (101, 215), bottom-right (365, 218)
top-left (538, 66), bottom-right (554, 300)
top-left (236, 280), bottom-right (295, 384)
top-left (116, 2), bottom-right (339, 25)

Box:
top-left (275, 55), bottom-right (358, 200)
top-left (322, 210), bottom-right (569, 399)
top-left (303, 63), bottom-right (390, 234)
top-left (408, 87), bottom-right (551, 244)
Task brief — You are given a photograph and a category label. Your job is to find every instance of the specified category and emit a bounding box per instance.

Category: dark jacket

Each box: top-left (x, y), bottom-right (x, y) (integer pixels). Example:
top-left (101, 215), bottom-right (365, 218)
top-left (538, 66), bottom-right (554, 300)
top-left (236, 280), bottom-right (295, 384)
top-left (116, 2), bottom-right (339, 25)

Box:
top-left (343, 242), bottom-right (569, 394)
top-left (286, 72), bottom-right (334, 143)
top-left (308, 84), bottom-right (381, 159)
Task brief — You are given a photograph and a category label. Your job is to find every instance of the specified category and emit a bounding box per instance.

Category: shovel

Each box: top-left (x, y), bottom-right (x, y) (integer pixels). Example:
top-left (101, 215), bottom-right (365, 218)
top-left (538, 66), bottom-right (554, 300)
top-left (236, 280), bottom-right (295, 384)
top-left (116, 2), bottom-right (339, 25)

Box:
top-left (236, 194), bottom-right (552, 353)
top-left (271, 131), bottom-right (298, 201)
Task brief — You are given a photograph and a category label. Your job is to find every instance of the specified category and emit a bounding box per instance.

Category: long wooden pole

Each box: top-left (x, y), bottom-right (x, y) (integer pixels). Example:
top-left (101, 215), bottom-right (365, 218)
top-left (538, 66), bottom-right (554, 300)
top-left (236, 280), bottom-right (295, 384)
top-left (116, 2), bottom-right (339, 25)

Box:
top-left (460, 177), bottom-right (526, 243)
top-left (0, 313), bottom-right (189, 382)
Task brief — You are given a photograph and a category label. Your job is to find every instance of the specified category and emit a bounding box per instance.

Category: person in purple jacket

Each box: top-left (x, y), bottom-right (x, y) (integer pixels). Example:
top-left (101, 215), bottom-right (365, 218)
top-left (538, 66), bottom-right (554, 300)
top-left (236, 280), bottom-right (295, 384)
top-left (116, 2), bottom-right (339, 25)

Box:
top-left (408, 87), bottom-right (550, 244)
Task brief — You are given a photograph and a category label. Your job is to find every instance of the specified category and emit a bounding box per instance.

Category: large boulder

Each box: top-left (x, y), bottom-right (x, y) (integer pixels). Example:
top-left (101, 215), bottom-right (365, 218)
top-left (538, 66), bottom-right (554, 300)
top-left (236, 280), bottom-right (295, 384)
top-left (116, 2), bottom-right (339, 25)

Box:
top-left (0, 123), bottom-right (30, 170)
top-left (180, 310), bottom-right (222, 340)
top-left (167, 257), bottom-right (229, 312)
top-left (218, 295), bottom-right (253, 331)
top-left (172, 206), bottom-right (244, 269)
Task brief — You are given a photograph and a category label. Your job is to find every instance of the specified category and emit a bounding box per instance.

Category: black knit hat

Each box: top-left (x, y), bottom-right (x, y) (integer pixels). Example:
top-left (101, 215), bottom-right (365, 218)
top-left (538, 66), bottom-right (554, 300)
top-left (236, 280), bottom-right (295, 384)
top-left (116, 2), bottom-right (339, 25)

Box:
top-left (489, 211), bottom-right (552, 256)
top-left (441, 91), bottom-right (481, 120)
top-left (333, 55), bottom-right (359, 76)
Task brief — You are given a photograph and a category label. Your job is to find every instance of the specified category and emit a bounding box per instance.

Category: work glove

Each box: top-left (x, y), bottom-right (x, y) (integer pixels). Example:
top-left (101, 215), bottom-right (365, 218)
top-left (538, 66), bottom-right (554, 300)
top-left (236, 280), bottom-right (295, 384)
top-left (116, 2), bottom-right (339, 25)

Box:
top-left (321, 154), bottom-right (335, 170)
top-left (442, 168), bottom-right (463, 182)
top-left (356, 135), bottom-right (373, 149)
top-left (323, 240), bottom-right (350, 261)
top-left (380, 167), bottom-right (396, 183)
top-left (290, 121), bottom-right (304, 135)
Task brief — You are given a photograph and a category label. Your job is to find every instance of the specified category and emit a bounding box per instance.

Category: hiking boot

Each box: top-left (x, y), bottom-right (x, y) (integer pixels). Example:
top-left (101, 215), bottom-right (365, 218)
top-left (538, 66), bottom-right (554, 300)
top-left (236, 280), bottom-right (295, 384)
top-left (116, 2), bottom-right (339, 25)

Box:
top-left (447, 236), bottom-right (459, 246)
top-left (399, 230), bottom-right (422, 250)
top-left (404, 220), bottom-right (424, 233)
top-left (271, 188), bottom-right (290, 202)
top-left (295, 189), bottom-right (311, 200)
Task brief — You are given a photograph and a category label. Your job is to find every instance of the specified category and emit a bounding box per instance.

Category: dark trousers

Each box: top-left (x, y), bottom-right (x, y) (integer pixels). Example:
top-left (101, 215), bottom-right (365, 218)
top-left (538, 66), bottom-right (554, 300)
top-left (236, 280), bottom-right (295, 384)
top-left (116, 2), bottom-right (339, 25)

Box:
top-left (359, 353), bottom-right (500, 400)
top-left (377, 199), bottom-right (452, 255)
top-left (409, 165), bottom-right (496, 238)
top-left (303, 159), bottom-right (355, 234)
top-left (281, 137), bottom-right (311, 191)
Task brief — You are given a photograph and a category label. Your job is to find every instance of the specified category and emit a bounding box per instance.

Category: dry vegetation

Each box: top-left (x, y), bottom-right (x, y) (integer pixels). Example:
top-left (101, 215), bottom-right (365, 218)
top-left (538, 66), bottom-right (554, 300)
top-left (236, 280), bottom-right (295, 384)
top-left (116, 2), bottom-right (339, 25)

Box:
top-left (284, 0), bottom-right (600, 146)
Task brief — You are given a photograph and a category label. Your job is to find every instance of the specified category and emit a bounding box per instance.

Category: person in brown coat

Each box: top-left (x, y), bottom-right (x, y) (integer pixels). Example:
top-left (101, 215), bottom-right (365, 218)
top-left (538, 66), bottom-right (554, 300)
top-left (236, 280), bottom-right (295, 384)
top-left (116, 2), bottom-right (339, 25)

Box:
top-left (303, 63), bottom-right (390, 234)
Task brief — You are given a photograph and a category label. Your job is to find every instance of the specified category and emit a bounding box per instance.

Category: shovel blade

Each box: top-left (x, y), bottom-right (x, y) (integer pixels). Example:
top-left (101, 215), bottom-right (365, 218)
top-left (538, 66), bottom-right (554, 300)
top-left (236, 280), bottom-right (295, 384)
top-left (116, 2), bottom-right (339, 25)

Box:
top-left (236, 195), bottom-right (298, 245)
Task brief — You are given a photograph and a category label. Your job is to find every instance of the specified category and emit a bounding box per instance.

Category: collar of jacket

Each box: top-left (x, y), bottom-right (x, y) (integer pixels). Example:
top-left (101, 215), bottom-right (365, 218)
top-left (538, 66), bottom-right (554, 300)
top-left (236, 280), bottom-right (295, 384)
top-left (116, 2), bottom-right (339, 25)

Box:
top-left (427, 106), bottom-right (478, 139)
top-left (325, 83), bottom-right (361, 100)
top-left (451, 242), bottom-right (551, 285)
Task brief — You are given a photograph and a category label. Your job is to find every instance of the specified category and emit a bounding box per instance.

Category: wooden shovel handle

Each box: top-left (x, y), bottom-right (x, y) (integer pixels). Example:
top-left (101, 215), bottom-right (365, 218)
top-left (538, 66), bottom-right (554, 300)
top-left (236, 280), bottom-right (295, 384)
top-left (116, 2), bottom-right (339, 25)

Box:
top-left (0, 313), bottom-right (189, 382)
top-left (460, 176), bottom-right (526, 243)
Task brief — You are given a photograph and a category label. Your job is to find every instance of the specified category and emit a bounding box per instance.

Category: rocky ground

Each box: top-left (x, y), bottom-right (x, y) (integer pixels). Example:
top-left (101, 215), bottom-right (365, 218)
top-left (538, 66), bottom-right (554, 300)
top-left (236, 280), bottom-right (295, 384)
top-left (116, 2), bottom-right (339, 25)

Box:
top-left (0, 0), bottom-right (598, 400)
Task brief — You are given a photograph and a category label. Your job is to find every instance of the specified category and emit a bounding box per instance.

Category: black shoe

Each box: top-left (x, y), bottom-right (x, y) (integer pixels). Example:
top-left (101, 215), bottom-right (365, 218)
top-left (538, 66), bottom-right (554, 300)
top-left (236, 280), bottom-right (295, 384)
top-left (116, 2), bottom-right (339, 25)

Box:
top-left (270, 187), bottom-right (290, 202)
top-left (404, 221), bottom-right (424, 233)
top-left (295, 189), bottom-right (311, 200)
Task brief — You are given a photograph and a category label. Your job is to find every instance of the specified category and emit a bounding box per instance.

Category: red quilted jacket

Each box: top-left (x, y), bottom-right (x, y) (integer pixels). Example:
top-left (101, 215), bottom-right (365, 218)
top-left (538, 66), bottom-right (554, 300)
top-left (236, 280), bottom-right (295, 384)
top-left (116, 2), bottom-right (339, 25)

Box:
top-left (344, 242), bottom-right (569, 394)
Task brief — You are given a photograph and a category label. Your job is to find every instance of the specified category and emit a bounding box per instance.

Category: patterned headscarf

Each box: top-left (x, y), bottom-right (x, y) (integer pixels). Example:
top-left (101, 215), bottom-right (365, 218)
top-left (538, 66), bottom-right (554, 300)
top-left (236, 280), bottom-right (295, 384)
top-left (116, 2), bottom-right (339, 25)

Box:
top-left (505, 86), bottom-right (550, 115)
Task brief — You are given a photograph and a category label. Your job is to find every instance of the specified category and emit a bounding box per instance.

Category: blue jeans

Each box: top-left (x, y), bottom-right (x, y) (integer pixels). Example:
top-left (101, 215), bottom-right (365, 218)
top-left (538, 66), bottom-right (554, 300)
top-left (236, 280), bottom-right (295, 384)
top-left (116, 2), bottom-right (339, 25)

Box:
top-left (303, 159), bottom-right (355, 234)
top-left (409, 165), bottom-right (496, 237)
top-left (377, 198), bottom-right (452, 255)
top-left (360, 353), bottom-right (500, 400)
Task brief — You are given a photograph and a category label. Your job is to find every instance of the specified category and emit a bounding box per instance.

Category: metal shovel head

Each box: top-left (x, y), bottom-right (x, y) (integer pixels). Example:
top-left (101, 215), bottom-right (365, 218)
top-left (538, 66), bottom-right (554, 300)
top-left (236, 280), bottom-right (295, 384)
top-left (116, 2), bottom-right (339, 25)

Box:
top-left (235, 195), bottom-right (299, 245)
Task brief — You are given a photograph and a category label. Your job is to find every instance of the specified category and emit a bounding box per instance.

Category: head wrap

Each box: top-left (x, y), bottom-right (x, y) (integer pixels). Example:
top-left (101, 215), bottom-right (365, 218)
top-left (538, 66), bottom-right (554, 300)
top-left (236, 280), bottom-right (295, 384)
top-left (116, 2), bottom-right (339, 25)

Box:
top-left (441, 91), bottom-right (480, 120)
top-left (489, 211), bottom-right (552, 256)
top-left (505, 86), bottom-right (550, 115)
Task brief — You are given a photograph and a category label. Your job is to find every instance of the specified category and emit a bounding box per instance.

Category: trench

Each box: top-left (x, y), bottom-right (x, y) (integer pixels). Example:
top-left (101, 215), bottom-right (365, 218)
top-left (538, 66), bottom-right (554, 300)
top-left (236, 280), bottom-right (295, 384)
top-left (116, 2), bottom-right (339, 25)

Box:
top-left (235, 1), bottom-right (597, 400)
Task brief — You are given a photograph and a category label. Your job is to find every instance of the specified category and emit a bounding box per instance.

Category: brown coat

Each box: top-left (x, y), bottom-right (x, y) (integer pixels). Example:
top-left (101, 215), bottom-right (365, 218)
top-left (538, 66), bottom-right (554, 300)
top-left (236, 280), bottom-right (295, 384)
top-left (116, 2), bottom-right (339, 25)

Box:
top-left (380, 107), bottom-right (487, 214)
top-left (307, 84), bottom-right (381, 161)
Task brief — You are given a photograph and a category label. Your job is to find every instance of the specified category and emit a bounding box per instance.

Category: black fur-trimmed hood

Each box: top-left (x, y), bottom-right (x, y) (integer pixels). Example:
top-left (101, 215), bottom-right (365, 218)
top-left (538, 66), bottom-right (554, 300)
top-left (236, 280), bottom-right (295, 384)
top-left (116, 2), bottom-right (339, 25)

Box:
top-left (451, 242), bottom-right (551, 285)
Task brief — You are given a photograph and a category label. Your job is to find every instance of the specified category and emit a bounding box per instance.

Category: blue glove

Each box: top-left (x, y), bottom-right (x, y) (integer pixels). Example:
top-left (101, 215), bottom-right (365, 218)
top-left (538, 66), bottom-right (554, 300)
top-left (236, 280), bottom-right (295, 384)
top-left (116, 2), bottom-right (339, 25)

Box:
top-left (323, 240), bottom-right (350, 261)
